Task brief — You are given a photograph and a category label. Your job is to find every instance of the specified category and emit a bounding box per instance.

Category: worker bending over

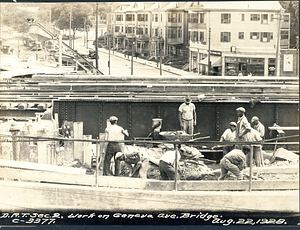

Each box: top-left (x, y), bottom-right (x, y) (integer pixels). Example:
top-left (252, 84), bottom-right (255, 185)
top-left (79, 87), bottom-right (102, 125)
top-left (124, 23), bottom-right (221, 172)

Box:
top-left (115, 150), bottom-right (149, 179)
top-left (159, 146), bottom-right (190, 180)
top-left (218, 146), bottom-right (250, 180)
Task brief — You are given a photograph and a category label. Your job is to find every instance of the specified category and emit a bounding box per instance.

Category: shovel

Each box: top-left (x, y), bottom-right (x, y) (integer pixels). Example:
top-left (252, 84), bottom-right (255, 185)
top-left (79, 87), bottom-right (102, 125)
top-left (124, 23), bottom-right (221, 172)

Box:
top-left (269, 140), bottom-right (278, 164)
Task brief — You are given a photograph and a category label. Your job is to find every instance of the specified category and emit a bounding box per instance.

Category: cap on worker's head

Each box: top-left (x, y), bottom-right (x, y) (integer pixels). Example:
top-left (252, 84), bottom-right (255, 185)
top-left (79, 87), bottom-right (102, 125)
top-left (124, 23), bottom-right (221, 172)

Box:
top-left (184, 95), bottom-right (192, 103)
top-left (242, 145), bottom-right (251, 153)
top-left (115, 152), bottom-right (123, 160)
top-left (109, 116), bottom-right (118, 122)
top-left (229, 121), bottom-right (237, 127)
top-left (251, 116), bottom-right (259, 123)
top-left (236, 107), bottom-right (245, 113)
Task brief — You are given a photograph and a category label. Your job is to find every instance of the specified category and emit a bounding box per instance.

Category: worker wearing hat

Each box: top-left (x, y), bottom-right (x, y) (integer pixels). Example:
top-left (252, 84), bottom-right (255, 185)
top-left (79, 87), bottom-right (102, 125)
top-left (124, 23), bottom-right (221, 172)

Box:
top-left (218, 146), bottom-right (249, 180)
top-left (251, 116), bottom-right (265, 139)
top-left (178, 95), bottom-right (197, 135)
top-left (103, 116), bottom-right (129, 176)
top-left (219, 121), bottom-right (237, 156)
top-left (235, 107), bottom-right (251, 147)
top-left (115, 150), bottom-right (149, 179)
top-left (159, 146), bottom-right (190, 180)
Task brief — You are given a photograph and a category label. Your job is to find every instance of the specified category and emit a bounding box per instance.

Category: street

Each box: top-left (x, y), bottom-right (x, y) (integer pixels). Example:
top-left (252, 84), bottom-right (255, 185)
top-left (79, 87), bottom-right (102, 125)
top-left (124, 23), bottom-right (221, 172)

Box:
top-left (2, 31), bottom-right (196, 76)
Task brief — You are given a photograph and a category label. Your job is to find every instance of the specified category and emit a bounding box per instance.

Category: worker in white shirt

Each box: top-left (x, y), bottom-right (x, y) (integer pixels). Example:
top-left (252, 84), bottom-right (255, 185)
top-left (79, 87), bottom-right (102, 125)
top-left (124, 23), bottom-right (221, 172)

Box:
top-left (251, 116), bottom-right (265, 139)
top-left (178, 95), bottom-right (196, 135)
top-left (220, 121), bottom-right (237, 156)
top-left (159, 146), bottom-right (190, 180)
top-left (103, 116), bottom-right (129, 176)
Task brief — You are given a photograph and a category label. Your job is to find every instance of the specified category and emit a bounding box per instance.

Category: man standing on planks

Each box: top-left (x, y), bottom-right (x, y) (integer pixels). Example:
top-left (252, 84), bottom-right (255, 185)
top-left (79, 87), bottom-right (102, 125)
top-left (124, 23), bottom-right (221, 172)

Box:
top-left (178, 95), bottom-right (197, 135)
top-left (251, 116), bottom-right (265, 139)
top-left (103, 116), bottom-right (129, 176)
top-left (235, 107), bottom-right (251, 149)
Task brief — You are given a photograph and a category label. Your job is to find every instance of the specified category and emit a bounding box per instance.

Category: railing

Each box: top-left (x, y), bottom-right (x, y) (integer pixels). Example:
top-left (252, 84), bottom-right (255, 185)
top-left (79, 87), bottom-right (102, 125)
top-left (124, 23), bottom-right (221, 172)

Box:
top-left (0, 133), bottom-right (298, 192)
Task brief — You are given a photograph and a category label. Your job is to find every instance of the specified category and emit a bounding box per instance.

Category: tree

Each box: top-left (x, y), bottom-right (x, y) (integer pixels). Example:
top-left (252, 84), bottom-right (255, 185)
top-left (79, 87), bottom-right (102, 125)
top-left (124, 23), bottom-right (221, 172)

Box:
top-left (279, 1), bottom-right (299, 48)
top-left (51, 3), bottom-right (94, 30)
top-left (1, 3), bottom-right (32, 33)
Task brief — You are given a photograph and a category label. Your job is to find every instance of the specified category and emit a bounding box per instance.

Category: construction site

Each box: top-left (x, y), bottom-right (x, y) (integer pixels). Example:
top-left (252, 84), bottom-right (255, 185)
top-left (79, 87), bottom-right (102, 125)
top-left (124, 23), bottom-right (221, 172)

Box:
top-left (0, 9), bottom-right (299, 226)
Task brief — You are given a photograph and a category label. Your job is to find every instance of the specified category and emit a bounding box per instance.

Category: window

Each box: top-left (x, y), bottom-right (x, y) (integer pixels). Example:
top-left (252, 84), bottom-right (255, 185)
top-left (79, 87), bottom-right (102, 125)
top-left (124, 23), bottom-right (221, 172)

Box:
top-left (191, 31), bottom-right (198, 42)
top-left (271, 14), bottom-right (274, 22)
top-left (261, 14), bottom-right (268, 24)
top-left (200, 31), bottom-right (204, 42)
top-left (283, 15), bottom-right (289, 22)
top-left (161, 14), bottom-right (163, 22)
top-left (168, 13), bottom-right (177, 23)
top-left (178, 13), bottom-right (181, 23)
top-left (168, 29), bottom-right (177, 38)
top-left (239, 32), bottom-right (244, 39)
top-left (145, 28), bottom-right (148, 35)
top-left (241, 14), bottom-right (245, 21)
top-left (178, 29), bottom-right (182, 38)
top-left (155, 28), bottom-right (158, 37)
top-left (116, 14), bottom-right (123, 21)
top-left (221, 14), bottom-right (231, 24)
top-left (250, 32), bottom-right (259, 39)
top-left (188, 13), bottom-right (198, 23)
top-left (137, 27), bottom-right (143, 35)
top-left (200, 13), bottom-right (205, 23)
top-left (126, 14), bottom-right (135, 21)
top-left (250, 14), bottom-right (260, 21)
top-left (115, 26), bottom-right (120, 33)
top-left (126, 27), bottom-right (133, 33)
top-left (281, 30), bottom-right (289, 40)
top-left (221, 32), bottom-right (231, 42)
top-left (260, 32), bottom-right (271, 42)
top-left (188, 31), bottom-right (191, 41)
top-left (155, 14), bottom-right (158, 22)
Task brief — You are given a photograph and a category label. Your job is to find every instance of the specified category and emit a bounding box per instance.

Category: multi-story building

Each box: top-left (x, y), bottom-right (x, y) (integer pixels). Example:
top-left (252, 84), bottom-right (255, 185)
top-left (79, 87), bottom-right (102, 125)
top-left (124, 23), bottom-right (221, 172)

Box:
top-left (106, 2), bottom-right (292, 76)
top-left (186, 1), bottom-right (290, 76)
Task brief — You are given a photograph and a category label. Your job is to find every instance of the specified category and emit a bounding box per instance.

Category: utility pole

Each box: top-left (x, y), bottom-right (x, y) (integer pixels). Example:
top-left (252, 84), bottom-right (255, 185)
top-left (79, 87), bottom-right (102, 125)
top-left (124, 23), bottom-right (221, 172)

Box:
top-left (95, 2), bottom-right (99, 71)
top-left (208, 27), bottom-right (211, 76)
top-left (131, 40), bottom-right (135, 75)
top-left (159, 37), bottom-right (162, 75)
top-left (69, 5), bottom-right (72, 48)
top-left (275, 9), bottom-right (282, 77)
top-left (83, 18), bottom-right (86, 46)
top-left (108, 35), bottom-right (111, 75)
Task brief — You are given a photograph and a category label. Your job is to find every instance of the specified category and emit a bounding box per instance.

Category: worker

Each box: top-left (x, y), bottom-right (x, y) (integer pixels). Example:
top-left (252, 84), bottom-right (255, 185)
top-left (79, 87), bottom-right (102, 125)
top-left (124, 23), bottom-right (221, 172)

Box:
top-left (235, 107), bottom-right (251, 148)
top-left (251, 116), bottom-right (265, 139)
top-left (159, 146), bottom-right (190, 180)
top-left (115, 150), bottom-right (149, 179)
top-left (219, 121), bottom-right (237, 156)
top-left (178, 95), bottom-right (196, 135)
top-left (103, 116), bottom-right (129, 176)
top-left (218, 145), bottom-right (250, 180)
top-left (243, 128), bottom-right (263, 167)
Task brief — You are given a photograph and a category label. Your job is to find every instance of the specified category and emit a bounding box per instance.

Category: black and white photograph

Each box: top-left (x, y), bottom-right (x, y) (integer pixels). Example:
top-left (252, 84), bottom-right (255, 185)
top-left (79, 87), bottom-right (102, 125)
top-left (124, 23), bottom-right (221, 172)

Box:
top-left (0, 1), bottom-right (299, 228)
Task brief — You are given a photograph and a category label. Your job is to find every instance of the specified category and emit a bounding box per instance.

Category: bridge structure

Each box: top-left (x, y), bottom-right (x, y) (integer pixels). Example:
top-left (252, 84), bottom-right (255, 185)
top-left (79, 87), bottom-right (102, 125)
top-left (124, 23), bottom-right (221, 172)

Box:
top-left (0, 75), bottom-right (298, 151)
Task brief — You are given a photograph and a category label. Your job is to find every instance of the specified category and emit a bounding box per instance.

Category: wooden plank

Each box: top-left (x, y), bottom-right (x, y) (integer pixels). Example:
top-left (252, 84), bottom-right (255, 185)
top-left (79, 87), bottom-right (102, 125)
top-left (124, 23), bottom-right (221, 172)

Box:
top-left (146, 179), bottom-right (299, 191)
top-left (210, 165), bottom-right (299, 175)
top-left (0, 159), bottom-right (86, 175)
top-left (269, 126), bottom-right (299, 131)
top-left (0, 167), bottom-right (145, 189)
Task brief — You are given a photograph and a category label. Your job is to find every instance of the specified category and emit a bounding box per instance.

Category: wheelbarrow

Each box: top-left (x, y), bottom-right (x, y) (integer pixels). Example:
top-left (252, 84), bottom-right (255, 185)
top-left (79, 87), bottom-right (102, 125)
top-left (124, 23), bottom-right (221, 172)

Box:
top-left (159, 131), bottom-right (205, 142)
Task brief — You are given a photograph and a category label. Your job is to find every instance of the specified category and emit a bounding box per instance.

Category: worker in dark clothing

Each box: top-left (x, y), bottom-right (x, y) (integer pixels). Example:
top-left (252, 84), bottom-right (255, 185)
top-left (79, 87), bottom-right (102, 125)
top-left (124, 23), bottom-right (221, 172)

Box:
top-left (103, 116), bottom-right (129, 176)
top-left (218, 145), bottom-right (250, 180)
top-left (115, 150), bottom-right (149, 179)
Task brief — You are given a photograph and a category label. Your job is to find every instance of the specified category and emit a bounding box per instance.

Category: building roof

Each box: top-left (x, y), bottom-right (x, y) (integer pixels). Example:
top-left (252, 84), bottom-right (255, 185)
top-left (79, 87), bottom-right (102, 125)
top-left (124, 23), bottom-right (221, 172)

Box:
top-left (187, 1), bottom-right (283, 12)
